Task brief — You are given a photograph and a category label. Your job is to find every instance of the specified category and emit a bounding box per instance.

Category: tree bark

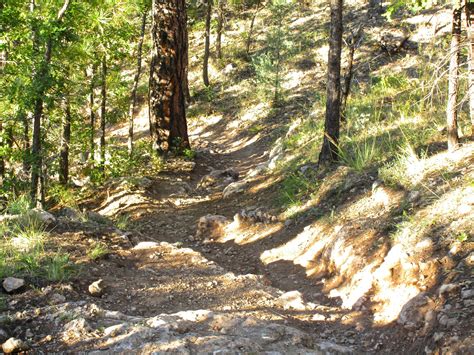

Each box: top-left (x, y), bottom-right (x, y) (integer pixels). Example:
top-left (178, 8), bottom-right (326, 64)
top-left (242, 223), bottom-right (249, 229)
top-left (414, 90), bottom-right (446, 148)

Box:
top-left (446, 0), bottom-right (461, 152)
top-left (216, 0), bottom-right (225, 59)
top-left (22, 112), bottom-right (30, 174)
top-left (128, 10), bottom-right (147, 156)
top-left (88, 64), bottom-right (96, 163)
top-left (99, 56), bottom-right (107, 171)
top-left (466, 4), bottom-right (474, 137)
top-left (150, 0), bottom-right (190, 154)
top-left (246, 0), bottom-right (263, 56)
top-left (0, 119), bottom-right (4, 181)
top-left (341, 27), bottom-right (362, 120)
top-left (203, 0), bottom-right (212, 87)
top-left (319, 0), bottom-right (343, 164)
top-left (59, 97), bottom-right (71, 185)
top-left (30, 0), bottom-right (71, 206)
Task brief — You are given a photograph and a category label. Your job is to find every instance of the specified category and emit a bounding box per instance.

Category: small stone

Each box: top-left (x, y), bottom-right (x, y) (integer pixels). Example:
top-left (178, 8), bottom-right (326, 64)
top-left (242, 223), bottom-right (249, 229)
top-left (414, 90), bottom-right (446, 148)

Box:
top-left (461, 289), bottom-right (474, 299)
top-left (50, 293), bottom-right (66, 305)
top-left (433, 332), bottom-right (444, 342)
top-left (2, 277), bottom-right (25, 293)
top-left (2, 338), bottom-right (29, 354)
top-left (25, 329), bottom-right (33, 338)
top-left (311, 313), bottom-right (326, 321)
top-left (438, 283), bottom-right (459, 296)
top-left (132, 242), bottom-right (159, 250)
top-left (88, 279), bottom-right (104, 297)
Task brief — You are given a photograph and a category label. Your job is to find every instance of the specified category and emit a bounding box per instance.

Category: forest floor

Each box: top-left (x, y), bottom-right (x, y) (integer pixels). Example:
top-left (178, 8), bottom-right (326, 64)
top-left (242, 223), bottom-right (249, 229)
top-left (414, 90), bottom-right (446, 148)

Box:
top-left (1, 1), bottom-right (474, 354)
top-left (2, 96), bottom-right (473, 353)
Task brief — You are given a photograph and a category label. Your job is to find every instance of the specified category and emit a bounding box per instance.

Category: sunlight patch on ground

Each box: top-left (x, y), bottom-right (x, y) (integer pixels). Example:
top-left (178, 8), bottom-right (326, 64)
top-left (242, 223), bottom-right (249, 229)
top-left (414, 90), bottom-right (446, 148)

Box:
top-left (217, 221), bottom-right (283, 245)
top-left (283, 70), bottom-right (306, 90)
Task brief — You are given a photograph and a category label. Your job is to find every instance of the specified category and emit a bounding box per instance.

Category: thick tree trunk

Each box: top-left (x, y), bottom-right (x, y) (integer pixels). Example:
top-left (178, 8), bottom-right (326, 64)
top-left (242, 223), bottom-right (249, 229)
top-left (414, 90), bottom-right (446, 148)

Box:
top-left (88, 64), bottom-right (96, 162)
top-left (59, 97), bottom-right (71, 185)
top-left (319, 0), bottom-right (343, 164)
top-left (446, 1), bottom-right (461, 152)
top-left (150, 0), bottom-right (190, 154)
top-left (128, 11), bottom-right (147, 156)
top-left (99, 57), bottom-right (107, 171)
top-left (216, 0), bottom-right (225, 59)
top-left (203, 0), bottom-right (212, 87)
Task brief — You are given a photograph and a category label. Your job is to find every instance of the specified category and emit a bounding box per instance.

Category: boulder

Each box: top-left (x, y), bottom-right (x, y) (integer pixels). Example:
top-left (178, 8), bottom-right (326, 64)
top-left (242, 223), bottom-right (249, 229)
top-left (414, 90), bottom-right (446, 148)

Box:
top-left (132, 241), bottom-right (160, 250)
top-left (32, 209), bottom-right (56, 224)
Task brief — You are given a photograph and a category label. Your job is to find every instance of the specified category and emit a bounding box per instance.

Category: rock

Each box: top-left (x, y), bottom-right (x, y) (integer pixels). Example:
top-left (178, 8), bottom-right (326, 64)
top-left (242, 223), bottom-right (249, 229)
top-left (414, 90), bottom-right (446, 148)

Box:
top-left (134, 177), bottom-right (153, 189)
top-left (397, 293), bottom-right (434, 330)
top-left (88, 279), bottom-right (104, 297)
top-left (316, 341), bottom-right (352, 353)
top-left (438, 283), bottom-right (459, 296)
top-left (223, 63), bottom-right (236, 74)
top-left (0, 328), bottom-right (8, 343)
top-left (1, 338), bottom-right (29, 354)
top-left (104, 324), bottom-right (126, 337)
top-left (132, 241), bottom-right (160, 250)
top-left (50, 293), bottom-right (66, 305)
top-left (438, 314), bottom-right (457, 328)
top-left (2, 277), bottom-right (25, 293)
top-left (222, 181), bottom-right (247, 198)
top-left (277, 291), bottom-right (310, 311)
top-left (63, 318), bottom-right (92, 340)
top-left (25, 329), bottom-right (33, 338)
top-left (32, 209), bottom-right (56, 224)
top-left (58, 207), bottom-right (83, 222)
top-left (198, 168), bottom-right (239, 189)
top-left (461, 289), bottom-right (474, 299)
top-left (196, 215), bottom-right (229, 239)
top-left (71, 176), bottom-right (90, 187)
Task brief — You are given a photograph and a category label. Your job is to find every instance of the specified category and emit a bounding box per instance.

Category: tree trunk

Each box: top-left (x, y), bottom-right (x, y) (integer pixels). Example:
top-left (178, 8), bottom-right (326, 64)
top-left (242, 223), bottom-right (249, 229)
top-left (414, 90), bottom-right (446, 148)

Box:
top-left (0, 119), bottom-right (4, 181)
top-left (203, 0), bottom-right (212, 87)
top-left (246, 1), bottom-right (263, 56)
top-left (341, 27), bottom-right (362, 120)
top-left (128, 10), bottom-right (147, 156)
top-left (88, 64), bottom-right (96, 163)
top-left (465, 4), bottom-right (474, 137)
top-left (30, 0), bottom-right (71, 206)
top-left (59, 97), bottom-right (71, 185)
top-left (99, 57), bottom-right (107, 171)
top-left (446, 0), bottom-right (461, 152)
top-left (319, 0), bottom-right (343, 164)
top-left (150, 0), bottom-right (190, 154)
top-left (216, 0), bottom-right (225, 59)
top-left (22, 112), bottom-right (30, 174)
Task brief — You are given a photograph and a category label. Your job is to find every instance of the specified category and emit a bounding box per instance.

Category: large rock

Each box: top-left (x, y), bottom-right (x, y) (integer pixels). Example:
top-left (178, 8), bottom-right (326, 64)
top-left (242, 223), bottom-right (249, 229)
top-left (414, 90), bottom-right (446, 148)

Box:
top-left (2, 277), bottom-right (25, 293)
top-left (2, 338), bottom-right (29, 354)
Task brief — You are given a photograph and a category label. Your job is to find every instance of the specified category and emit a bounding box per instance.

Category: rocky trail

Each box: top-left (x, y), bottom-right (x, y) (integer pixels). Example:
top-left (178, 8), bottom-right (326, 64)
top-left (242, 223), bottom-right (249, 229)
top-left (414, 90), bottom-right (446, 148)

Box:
top-left (0, 121), bottom-right (391, 354)
top-left (3, 113), bottom-right (472, 354)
